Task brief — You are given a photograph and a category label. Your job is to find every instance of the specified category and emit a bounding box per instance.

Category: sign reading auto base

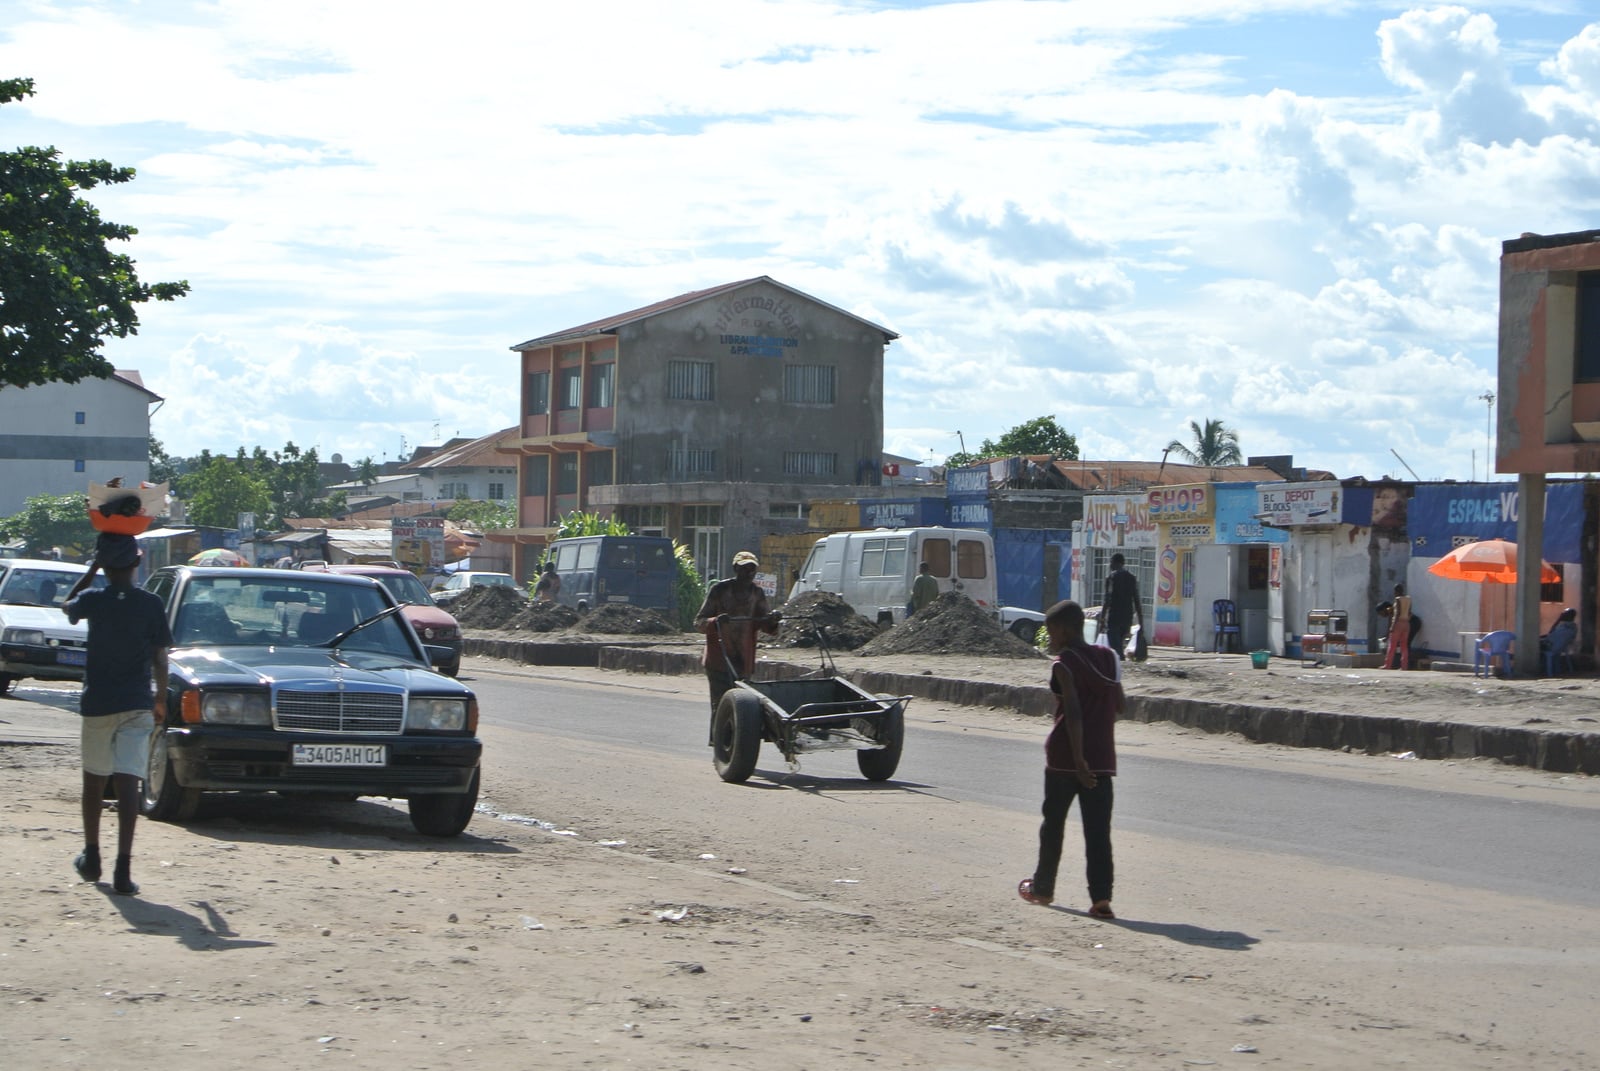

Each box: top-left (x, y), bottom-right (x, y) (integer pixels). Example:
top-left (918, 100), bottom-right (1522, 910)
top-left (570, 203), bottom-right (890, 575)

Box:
top-left (392, 516), bottom-right (446, 570)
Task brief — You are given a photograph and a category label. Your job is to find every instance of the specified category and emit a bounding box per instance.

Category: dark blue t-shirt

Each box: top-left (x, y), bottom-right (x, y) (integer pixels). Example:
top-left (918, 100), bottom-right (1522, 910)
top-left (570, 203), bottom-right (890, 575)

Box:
top-left (65, 583), bottom-right (172, 718)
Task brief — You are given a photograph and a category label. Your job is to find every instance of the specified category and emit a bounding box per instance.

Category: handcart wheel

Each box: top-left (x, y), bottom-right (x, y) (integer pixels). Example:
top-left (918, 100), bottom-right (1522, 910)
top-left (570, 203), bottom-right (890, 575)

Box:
top-left (856, 698), bottom-right (904, 782)
top-left (712, 691), bottom-right (763, 783)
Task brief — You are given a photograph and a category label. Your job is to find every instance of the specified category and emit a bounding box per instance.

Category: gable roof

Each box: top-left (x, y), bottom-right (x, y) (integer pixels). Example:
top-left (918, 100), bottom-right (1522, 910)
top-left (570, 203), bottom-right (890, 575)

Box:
top-left (398, 427), bottom-right (520, 472)
top-left (511, 276), bottom-right (898, 350)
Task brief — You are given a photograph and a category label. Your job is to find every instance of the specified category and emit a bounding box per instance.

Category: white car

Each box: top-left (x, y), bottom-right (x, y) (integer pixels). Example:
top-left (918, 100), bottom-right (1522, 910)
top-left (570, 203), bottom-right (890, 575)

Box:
top-left (0, 558), bottom-right (105, 693)
top-left (430, 571), bottom-right (522, 606)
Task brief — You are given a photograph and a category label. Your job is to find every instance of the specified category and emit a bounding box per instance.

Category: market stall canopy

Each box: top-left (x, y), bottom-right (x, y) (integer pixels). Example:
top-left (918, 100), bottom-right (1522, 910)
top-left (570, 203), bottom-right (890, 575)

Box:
top-left (1426, 538), bottom-right (1560, 585)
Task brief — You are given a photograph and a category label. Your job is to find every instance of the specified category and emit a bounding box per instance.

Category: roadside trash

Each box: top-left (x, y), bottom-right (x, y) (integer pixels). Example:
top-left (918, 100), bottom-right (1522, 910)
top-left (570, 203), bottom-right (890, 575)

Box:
top-left (727, 867), bottom-right (747, 875)
top-left (654, 907), bottom-right (689, 921)
top-left (598, 840), bottom-right (626, 847)
top-left (1232, 1044), bottom-right (1259, 1053)
top-left (520, 916), bottom-right (544, 930)
top-left (832, 878), bottom-right (860, 884)
top-left (800, 1014), bottom-right (812, 1022)
top-left (318, 1036), bottom-right (336, 1045)
top-left (447, 913), bottom-right (458, 924)
top-left (698, 853), bottom-right (716, 860)
top-left (1393, 751), bottom-right (1418, 760)
top-left (671, 961), bottom-right (706, 974)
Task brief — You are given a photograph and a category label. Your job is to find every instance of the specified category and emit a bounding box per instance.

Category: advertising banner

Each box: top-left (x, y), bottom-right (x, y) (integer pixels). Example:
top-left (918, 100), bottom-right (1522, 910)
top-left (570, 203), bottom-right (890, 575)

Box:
top-left (392, 516), bottom-right (446, 571)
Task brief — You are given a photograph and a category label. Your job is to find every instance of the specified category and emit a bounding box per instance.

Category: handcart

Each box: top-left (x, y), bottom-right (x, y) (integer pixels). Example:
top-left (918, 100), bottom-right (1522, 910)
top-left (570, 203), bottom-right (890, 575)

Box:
top-left (709, 615), bottom-right (911, 784)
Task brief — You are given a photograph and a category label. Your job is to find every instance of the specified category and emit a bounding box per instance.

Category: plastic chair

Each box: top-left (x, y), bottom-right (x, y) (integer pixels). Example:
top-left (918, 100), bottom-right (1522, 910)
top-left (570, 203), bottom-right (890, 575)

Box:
top-left (1545, 649), bottom-right (1576, 677)
top-left (1212, 599), bottom-right (1241, 653)
top-left (1474, 630), bottom-right (1515, 678)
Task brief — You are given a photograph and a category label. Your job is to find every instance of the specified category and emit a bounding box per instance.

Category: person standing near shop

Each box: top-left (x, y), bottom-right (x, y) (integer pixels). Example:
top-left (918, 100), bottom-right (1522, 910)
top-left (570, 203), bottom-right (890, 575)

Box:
top-left (694, 550), bottom-right (782, 729)
top-left (64, 536), bottom-right (171, 897)
top-left (1099, 553), bottom-right (1144, 659)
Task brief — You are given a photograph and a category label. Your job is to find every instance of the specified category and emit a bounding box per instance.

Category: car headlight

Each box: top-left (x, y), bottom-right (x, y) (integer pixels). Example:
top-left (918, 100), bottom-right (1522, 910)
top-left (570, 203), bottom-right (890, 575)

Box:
top-left (408, 697), bottom-right (468, 731)
top-left (201, 691), bottom-right (273, 726)
top-left (421, 626), bottom-right (458, 641)
top-left (4, 628), bottom-right (45, 646)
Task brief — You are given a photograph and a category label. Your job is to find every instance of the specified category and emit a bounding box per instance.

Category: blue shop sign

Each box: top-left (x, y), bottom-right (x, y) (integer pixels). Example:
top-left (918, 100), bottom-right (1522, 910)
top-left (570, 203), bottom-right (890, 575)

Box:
top-left (861, 498), bottom-right (948, 528)
top-left (1409, 482), bottom-right (1581, 562)
top-left (1213, 484), bottom-right (1287, 544)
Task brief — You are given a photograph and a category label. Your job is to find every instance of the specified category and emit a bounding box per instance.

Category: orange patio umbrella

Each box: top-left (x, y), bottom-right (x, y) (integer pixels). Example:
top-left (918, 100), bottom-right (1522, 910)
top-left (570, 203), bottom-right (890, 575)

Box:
top-left (1426, 538), bottom-right (1560, 585)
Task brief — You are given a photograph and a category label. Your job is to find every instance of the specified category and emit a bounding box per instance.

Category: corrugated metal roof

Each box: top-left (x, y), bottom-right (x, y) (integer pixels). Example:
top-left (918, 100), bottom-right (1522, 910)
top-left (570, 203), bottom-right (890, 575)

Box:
top-left (511, 276), bottom-right (898, 350)
top-left (398, 427), bottom-right (520, 472)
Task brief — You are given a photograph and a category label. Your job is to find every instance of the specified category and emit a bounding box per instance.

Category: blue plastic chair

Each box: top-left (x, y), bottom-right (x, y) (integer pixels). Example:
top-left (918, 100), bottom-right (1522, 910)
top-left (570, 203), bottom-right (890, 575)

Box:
top-left (1474, 630), bottom-right (1515, 678)
top-left (1212, 599), bottom-right (1241, 653)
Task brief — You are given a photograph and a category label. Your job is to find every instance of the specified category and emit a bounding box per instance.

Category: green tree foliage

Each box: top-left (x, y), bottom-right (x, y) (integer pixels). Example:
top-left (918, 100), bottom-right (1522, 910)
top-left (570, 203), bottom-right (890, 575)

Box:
top-left (185, 457), bottom-right (271, 528)
top-left (171, 442), bottom-right (340, 528)
top-left (1166, 419), bottom-right (1243, 466)
top-left (355, 456), bottom-right (379, 484)
top-left (672, 541), bottom-right (706, 631)
top-left (946, 415), bottom-right (1080, 467)
top-left (0, 78), bottom-right (189, 389)
top-left (447, 499), bottom-right (516, 531)
top-left (553, 511), bottom-right (631, 539)
top-left (148, 436), bottom-right (179, 486)
top-left (0, 492), bottom-right (96, 557)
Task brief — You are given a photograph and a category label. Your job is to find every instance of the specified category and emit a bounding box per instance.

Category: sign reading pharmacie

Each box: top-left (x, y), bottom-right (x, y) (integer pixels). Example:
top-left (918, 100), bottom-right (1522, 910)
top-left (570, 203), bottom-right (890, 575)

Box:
top-left (1255, 482), bottom-right (1341, 526)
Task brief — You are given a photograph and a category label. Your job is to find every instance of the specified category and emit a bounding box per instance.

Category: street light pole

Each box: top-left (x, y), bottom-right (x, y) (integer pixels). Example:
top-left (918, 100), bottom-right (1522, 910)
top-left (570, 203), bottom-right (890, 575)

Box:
top-left (1478, 391), bottom-right (1495, 479)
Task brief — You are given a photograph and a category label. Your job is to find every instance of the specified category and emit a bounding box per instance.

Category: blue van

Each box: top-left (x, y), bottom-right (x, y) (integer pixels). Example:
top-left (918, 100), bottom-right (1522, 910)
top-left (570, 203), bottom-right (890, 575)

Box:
top-left (548, 535), bottom-right (677, 614)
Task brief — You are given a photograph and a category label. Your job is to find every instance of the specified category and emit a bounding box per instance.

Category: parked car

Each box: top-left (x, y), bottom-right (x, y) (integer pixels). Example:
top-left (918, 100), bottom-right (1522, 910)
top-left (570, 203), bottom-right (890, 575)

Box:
top-left (307, 564), bottom-right (462, 676)
top-left (140, 566), bottom-right (482, 836)
top-left (0, 558), bottom-right (105, 693)
top-left (431, 571), bottom-right (521, 606)
top-left (546, 535), bottom-right (677, 613)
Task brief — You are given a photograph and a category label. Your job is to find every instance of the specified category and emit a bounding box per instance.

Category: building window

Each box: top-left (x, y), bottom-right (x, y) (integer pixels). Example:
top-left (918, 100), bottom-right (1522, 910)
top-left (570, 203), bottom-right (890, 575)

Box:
top-left (523, 456), bottom-right (549, 496)
top-left (586, 451), bottom-right (614, 487)
top-left (558, 367), bottom-right (582, 410)
top-left (768, 503), bottom-right (807, 519)
top-left (588, 363), bottom-right (614, 408)
top-left (668, 360), bottom-right (715, 401)
top-left (668, 445), bottom-right (718, 477)
top-left (783, 364), bottom-right (836, 405)
top-left (621, 505), bottom-right (668, 531)
top-left (527, 371), bottom-right (550, 415)
top-left (783, 451), bottom-right (836, 477)
top-left (1578, 273), bottom-right (1600, 381)
top-left (487, 482), bottom-right (506, 501)
top-left (74, 411), bottom-right (86, 425)
top-left (556, 452), bottom-right (579, 494)
top-left (74, 459), bottom-right (86, 472)
top-left (438, 481), bottom-right (469, 500)
top-left (402, 491), bottom-right (423, 501)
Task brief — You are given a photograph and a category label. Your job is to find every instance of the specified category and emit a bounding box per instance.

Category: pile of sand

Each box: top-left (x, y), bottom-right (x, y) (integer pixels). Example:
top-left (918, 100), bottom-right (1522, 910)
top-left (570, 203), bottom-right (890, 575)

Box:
top-left (858, 591), bottom-right (1045, 659)
top-left (774, 591), bottom-right (883, 650)
top-left (504, 601), bottom-right (583, 633)
top-left (578, 603), bottom-right (681, 635)
top-left (445, 586), bottom-right (528, 629)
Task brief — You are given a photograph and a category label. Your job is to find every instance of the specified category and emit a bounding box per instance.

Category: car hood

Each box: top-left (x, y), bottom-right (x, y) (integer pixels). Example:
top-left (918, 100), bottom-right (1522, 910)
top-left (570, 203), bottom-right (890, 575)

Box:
top-left (0, 604), bottom-right (82, 636)
top-left (170, 645), bottom-right (470, 695)
top-left (401, 605), bottom-right (458, 631)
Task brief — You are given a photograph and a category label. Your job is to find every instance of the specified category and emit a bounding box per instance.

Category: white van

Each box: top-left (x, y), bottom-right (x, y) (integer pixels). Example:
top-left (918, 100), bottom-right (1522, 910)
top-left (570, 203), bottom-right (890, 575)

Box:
top-left (788, 527), bottom-right (1001, 626)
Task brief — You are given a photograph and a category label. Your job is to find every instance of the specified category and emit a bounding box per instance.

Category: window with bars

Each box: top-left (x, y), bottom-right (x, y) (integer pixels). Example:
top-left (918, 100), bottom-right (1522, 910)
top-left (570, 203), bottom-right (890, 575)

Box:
top-left (523, 456), bottom-right (549, 495)
top-left (668, 445), bottom-right (718, 476)
top-left (558, 367), bottom-right (582, 410)
top-left (556, 452), bottom-right (579, 494)
top-left (783, 364), bottom-right (836, 405)
top-left (526, 371), bottom-right (550, 415)
top-left (487, 482), bottom-right (506, 500)
top-left (586, 451), bottom-right (614, 486)
top-left (667, 360), bottom-right (716, 401)
top-left (783, 451), bottom-right (836, 477)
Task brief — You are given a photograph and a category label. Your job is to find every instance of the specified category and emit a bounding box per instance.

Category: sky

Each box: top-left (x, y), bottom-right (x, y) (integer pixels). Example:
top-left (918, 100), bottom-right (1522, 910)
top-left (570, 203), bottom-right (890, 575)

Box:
top-left (3, 0), bottom-right (1598, 482)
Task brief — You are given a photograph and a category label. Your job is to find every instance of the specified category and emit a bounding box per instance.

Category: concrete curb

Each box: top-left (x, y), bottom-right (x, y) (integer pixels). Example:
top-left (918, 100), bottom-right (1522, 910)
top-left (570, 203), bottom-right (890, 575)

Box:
top-left (464, 637), bottom-right (1600, 776)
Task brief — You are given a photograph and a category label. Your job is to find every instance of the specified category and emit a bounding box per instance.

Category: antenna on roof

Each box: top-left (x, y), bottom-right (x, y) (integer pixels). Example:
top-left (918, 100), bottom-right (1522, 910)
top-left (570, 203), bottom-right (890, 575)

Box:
top-left (1389, 448), bottom-right (1421, 481)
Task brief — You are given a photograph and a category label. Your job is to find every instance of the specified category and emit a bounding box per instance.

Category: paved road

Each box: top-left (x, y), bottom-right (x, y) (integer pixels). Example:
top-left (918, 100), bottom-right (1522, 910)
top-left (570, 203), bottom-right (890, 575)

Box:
top-left (466, 663), bottom-right (1600, 909)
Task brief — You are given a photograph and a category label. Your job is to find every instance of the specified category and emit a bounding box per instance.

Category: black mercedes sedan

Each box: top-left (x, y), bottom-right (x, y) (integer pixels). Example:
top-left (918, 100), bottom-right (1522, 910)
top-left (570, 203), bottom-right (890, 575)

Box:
top-left (141, 567), bottom-right (482, 836)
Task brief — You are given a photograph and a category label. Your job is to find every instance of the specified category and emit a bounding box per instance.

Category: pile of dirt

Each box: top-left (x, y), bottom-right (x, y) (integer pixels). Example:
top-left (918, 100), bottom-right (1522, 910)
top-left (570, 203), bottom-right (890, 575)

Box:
top-left (775, 590), bottom-right (883, 650)
top-left (858, 591), bottom-right (1045, 659)
top-left (579, 603), bottom-right (681, 635)
top-left (503, 601), bottom-right (583, 633)
top-left (444, 586), bottom-right (528, 629)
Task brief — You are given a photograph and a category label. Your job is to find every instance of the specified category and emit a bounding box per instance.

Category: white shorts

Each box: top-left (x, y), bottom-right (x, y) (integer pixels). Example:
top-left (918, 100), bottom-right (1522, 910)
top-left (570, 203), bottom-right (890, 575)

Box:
top-left (81, 709), bottom-right (154, 778)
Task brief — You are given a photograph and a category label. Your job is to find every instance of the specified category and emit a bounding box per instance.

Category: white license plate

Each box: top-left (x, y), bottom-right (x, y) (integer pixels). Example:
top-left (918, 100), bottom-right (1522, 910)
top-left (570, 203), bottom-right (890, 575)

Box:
top-left (56, 649), bottom-right (87, 666)
top-left (291, 744), bottom-right (387, 766)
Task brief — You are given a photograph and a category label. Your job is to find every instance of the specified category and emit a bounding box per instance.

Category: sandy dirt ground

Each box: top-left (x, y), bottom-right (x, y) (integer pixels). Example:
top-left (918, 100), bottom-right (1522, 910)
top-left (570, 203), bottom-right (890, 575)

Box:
top-left (2, 648), bottom-right (1596, 1070)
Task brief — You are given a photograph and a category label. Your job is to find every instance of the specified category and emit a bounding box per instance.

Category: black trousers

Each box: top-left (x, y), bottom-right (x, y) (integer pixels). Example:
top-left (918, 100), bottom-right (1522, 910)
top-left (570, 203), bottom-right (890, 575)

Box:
top-left (705, 667), bottom-right (736, 744)
top-left (1031, 770), bottom-right (1114, 904)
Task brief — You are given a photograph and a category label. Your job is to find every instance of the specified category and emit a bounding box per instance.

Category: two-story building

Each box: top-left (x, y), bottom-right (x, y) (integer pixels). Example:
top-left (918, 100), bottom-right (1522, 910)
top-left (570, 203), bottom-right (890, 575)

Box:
top-left (495, 277), bottom-right (900, 581)
top-left (0, 370), bottom-right (160, 516)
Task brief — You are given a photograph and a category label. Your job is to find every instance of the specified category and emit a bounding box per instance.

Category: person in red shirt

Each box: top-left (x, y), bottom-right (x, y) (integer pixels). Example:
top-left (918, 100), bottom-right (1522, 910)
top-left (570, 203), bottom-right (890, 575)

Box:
top-left (693, 551), bottom-right (781, 738)
top-left (1018, 599), bottom-right (1125, 919)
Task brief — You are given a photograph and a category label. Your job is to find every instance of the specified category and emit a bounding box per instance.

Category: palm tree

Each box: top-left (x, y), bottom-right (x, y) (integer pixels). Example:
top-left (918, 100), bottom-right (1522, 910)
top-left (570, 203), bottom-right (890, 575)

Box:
top-left (1166, 419), bottom-right (1243, 466)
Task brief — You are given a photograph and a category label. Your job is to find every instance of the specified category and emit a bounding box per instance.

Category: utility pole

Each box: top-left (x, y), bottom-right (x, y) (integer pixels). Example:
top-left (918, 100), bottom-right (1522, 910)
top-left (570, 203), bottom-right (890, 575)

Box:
top-left (1478, 391), bottom-right (1495, 479)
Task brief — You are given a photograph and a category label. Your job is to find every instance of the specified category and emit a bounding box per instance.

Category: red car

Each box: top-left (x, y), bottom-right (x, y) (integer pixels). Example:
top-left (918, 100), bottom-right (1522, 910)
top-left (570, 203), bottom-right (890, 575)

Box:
top-left (319, 565), bottom-right (463, 676)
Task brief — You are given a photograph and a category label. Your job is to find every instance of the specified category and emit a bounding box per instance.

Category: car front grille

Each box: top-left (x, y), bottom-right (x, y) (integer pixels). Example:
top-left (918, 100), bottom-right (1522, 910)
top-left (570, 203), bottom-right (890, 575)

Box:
top-left (275, 689), bottom-right (405, 734)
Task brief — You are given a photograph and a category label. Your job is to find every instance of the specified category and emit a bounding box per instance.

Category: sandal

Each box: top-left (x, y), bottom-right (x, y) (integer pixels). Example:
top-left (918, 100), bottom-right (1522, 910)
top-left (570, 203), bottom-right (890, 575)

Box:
top-left (1089, 900), bottom-right (1115, 919)
top-left (1017, 878), bottom-right (1052, 906)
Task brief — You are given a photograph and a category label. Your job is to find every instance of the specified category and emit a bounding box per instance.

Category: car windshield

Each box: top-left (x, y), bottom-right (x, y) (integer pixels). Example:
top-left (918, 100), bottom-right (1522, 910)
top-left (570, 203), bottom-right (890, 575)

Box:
top-left (476, 575), bottom-right (512, 587)
top-left (375, 572), bottom-right (434, 606)
top-left (172, 575), bottom-right (418, 659)
top-left (0, 567), bottom-right (104, 608)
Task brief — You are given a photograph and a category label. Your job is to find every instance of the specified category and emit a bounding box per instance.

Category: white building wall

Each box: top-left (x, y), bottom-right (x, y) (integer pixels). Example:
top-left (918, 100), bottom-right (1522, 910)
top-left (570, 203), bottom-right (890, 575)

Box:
top-left (0, 376), bottom-right (154, 516)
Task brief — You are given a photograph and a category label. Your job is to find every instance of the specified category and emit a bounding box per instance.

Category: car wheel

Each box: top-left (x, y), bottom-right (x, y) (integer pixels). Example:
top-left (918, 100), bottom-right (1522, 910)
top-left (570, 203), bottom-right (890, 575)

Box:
top-left (141, 730), bottom-right (201, 822)
top-left (0, 673), bottom-right (17, 695)
top-left (408, 769), bottom-right (480, 837)
top-left (1009, 619), bottom-right (1042, 643)
top-left (442, 660), bottom-right (461, 678)
top-left (856, 699), bottom-right (905, 782)
top-left (712, 691), bottom-right (763, 783)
